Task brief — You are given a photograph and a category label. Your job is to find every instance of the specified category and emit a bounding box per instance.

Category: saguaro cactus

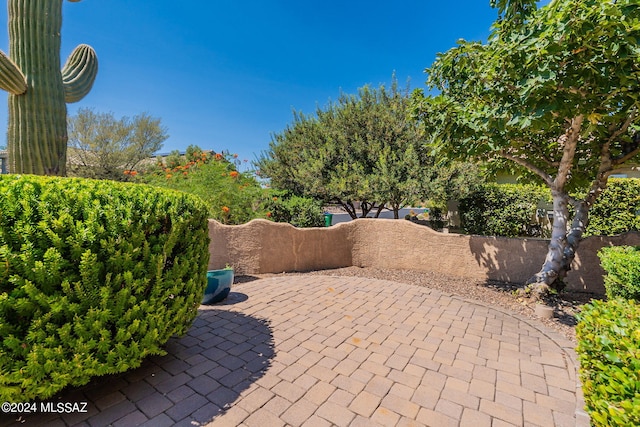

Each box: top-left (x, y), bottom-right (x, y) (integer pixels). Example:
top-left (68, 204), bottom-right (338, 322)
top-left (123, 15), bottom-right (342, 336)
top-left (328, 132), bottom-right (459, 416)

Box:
top-left (0, 0), bottom-right (98, 176)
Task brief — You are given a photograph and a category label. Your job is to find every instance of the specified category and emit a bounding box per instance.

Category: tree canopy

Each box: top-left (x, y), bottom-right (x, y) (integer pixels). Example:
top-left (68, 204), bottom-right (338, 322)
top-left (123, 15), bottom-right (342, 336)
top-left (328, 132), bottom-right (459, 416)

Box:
top-left (413, 0), bottom-right (640, 295)
top-left (67, 108), bottom-right (168, 180)
top-left (257, 78), bottom-right (428, 219)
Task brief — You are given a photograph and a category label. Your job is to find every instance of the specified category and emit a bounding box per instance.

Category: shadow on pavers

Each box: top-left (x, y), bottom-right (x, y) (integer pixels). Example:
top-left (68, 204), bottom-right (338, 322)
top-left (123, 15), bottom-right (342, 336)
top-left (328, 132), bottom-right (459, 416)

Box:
top-left (0, 309), bottom-right (275, 427)
top-left (213, 292), bottom-right (249, 306)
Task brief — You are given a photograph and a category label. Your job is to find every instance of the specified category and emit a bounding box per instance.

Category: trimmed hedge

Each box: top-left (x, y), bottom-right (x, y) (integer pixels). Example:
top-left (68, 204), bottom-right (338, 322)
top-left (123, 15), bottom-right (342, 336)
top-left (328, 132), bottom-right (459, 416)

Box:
top-left (262, 192), bottom-right (325, 227)
top-left (598, 246), bottom-right (640, 301)
top-left (585, 178), bottom-right (640, 237)
top-left (458, 183), bottom-right (550, 237)
top-left (457, 179), bottom-right (640, 238)
top-left (0, 175), bottom-right (210, 401)
top-left (576, 299), bottom-right (640, 426)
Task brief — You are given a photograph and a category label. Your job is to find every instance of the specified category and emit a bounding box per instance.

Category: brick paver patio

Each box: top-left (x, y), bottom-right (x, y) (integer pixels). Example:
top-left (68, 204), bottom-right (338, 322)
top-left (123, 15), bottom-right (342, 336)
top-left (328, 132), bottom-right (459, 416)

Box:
top-left (0, 276), bottom-right (589, 426)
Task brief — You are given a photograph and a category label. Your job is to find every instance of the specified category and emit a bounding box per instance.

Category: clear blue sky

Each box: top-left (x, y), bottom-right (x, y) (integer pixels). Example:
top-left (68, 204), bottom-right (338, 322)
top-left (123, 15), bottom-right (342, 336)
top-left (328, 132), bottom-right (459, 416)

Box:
top-left (0, 1), bottom-right (526, 165)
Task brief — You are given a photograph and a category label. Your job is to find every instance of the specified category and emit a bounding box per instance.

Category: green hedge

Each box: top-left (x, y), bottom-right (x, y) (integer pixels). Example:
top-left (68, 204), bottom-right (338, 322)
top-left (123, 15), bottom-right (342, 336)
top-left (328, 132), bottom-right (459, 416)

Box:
top-left (585, 178), bottom-right (640, 237)
top-left (458, 183), bottom-right (550, 237)
top-left (576, 299), bottom-right (640, 426)
top-left (0, 175), bottom-right (210, 401)
top-left (262, 192), bottom-right (324, 227)
top-left (598, 246), bottom-right (640, 301)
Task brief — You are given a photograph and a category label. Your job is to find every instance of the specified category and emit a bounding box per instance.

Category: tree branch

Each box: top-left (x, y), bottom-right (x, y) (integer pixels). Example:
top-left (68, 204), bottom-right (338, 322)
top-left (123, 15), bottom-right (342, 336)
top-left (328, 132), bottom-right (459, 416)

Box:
top-left (554, 115), bottom-right (584, 190)
top-left (611, 109), bottom-right (639, 165)
top-left (584, 140), bottom-right (614, 209)
top-left (499, 150), bottom-right (554, 187)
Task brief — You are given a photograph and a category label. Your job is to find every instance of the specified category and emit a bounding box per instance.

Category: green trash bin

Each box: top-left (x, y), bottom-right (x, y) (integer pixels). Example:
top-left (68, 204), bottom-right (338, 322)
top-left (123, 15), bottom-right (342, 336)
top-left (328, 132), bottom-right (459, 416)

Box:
top-left (323, 212), bottom-right (333, 227)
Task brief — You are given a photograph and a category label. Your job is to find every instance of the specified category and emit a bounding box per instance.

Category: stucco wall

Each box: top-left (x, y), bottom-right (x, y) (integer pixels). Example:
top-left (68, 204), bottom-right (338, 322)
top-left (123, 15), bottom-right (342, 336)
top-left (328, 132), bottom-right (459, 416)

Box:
top-left (208, 219), bottom-right (354, 275)
top-left (208, 218), bottom-right (640, 294)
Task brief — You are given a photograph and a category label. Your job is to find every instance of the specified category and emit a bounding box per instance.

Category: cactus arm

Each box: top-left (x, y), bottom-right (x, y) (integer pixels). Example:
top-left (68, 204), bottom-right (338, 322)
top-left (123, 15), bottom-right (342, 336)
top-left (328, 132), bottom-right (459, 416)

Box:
top-left (62, 44), bottom-right (98, 103)
top-left (0, 50), bottom-right (27, 95)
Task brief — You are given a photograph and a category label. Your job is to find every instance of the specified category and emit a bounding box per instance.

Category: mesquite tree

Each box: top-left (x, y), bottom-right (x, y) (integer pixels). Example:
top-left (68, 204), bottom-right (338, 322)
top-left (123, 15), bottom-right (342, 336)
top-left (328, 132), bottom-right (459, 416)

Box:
top-left (413, 0), bottom-right (640, 297)
top-left (67, 108), bottom-right (168, 180)
top-left (0, 0), bottom-right (98, 175)
top-left (258, 78), bottom-right (426, 219)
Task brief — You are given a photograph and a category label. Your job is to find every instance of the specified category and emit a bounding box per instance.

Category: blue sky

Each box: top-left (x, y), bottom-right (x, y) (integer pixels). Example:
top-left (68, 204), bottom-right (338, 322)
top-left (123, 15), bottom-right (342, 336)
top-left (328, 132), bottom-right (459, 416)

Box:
top-left (0, 1), bottom-right (514, 165)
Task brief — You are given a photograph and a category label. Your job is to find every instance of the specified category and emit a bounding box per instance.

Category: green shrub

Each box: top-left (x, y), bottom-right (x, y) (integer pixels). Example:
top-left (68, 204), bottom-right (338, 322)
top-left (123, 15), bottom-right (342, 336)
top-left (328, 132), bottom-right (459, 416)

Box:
top-left (585, 178), bottom-right (640, 237)
top-left (263, 192), bottom-right (324, 227)
top-left (0, 175), bottom-right (210, 401)
top-left (140, 148), bottom-right (266, 224)
top-left (458, 183), bottom-right (550, 237)
top-left (576, 299), bottom-right (640, 427)
top-left (598, 246), bottom-right (640, 301)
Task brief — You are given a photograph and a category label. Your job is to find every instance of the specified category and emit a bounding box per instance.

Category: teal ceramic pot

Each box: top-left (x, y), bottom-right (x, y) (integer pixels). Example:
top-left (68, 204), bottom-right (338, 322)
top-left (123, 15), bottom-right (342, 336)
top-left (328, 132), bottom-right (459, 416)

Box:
top-left (202, 269), bottom-right (234, 304)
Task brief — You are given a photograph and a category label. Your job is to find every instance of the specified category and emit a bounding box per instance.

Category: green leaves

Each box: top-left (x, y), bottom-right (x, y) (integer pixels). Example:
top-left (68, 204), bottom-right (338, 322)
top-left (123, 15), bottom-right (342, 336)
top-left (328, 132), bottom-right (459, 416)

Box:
top-left (598, 245), bottom-right (640, 301)
top-left (458, 183), bottom-right (550, 237)
top-left (576, 298), bottom-right (640, 426)
top-left (140, 148), bottom-right (266, 225)
top-left (257, 76), bottom-right (429, 218)
top-left (262, 192), bottom-right (325, 227)
top-left (585, 178), bottom-right (640, 237)
top-left (0, 175), bottom-right (210, 402)
top-left (419, 0), bottom-right (640, 190)
top-left (67, 108), bottom-right (169, 180)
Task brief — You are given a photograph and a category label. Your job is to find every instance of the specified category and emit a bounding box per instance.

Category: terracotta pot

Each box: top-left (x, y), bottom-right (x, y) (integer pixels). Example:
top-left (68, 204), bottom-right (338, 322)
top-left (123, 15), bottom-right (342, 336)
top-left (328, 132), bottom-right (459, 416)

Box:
top-left (535, 304), bottom-right (554, 319)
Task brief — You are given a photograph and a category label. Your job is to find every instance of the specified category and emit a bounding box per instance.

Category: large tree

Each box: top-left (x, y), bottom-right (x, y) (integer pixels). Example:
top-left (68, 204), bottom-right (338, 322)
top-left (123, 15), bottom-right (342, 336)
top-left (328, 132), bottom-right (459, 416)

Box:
top-left (67, 108), bottom-right (168, 180)
top-left (257, 78), bottom-right (427, 219)
top-left (413, 0), bottom-right (640, 297)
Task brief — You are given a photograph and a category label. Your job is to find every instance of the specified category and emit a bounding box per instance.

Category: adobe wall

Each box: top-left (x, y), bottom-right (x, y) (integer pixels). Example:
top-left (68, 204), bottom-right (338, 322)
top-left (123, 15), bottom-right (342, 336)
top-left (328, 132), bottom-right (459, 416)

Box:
top-left (208, 219), bottom-right (640, 294)
top-left (208, 219), bottom-right (354, 275)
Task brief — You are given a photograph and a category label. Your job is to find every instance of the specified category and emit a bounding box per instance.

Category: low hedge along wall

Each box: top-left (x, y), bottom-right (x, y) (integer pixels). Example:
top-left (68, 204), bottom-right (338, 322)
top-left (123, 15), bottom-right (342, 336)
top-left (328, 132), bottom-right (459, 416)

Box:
top-left (576, 299), bottom-right (640, 426)
top-left (0, 175), bottom-right (210, 401)
top-left (598, 246), bottom-right (640, 301)
top-left (458, 183), bottom-right (550, 237)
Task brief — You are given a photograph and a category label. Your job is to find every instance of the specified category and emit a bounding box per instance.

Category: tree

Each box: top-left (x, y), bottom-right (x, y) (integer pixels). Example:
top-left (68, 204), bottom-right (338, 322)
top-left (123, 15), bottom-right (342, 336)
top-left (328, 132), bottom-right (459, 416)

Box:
top-left (413, 0), bottom-right (640, 297)
top-left (257, 78), bottom-right (427, 219)
top-left (421, 161), bottom-right (486, 210)
top-left (67, 108), bottom-right (168, 180)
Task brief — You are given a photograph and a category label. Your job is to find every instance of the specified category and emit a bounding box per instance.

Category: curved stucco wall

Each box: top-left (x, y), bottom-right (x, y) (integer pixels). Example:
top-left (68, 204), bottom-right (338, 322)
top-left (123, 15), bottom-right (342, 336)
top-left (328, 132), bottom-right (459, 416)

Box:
top-left (208, 218), bottom-right (640, 293)
top-left (208, 219), bottom-right (354, 275)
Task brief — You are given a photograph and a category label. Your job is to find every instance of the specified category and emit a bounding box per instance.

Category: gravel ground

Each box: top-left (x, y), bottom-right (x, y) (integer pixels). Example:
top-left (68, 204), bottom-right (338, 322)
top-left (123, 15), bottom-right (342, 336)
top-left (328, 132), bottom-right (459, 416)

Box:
top-left (236, 267), bottom-right (605, 343)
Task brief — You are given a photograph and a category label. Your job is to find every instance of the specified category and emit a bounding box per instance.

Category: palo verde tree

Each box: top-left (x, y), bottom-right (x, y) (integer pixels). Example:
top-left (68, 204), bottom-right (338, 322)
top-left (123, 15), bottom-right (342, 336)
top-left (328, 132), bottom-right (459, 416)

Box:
top-left (258, 78), bottom-right (426, 219)
top-left (413, 0), bottom-right (640, 297)
top-left (0, 0), bottom-right (98, 176)
top-left (67, 108), bottom-right (168, 180)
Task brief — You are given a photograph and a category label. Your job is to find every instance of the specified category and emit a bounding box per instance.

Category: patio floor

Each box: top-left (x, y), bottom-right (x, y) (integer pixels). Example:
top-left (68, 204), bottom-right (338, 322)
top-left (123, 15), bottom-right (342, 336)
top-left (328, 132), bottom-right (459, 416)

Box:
top-left (0, 276), bottom-right (589, 426)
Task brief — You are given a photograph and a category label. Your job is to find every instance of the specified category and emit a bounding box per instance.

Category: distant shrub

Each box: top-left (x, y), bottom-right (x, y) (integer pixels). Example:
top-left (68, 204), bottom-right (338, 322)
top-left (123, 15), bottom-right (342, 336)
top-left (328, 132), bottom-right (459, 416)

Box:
top-left (458, 183), bottom-right (550, 237)
top-left (140, 148), bottom-right (265, 224)
top-left (585, 178), bottom-right (640, 236)
top-left (576, 299), bottom-right (640, 427)
top-left (263, 192), bottom-right (324, 227)
top-left (0, 175), bottom-right (210, 401)
top-left (598, 246), bottom-right (640, 301)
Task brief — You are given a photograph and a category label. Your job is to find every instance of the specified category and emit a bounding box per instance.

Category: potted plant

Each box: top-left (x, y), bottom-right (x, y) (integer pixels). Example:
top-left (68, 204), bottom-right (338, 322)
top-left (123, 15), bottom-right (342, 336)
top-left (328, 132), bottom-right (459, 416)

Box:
top-left (202, 264), bottom-right (234, 304)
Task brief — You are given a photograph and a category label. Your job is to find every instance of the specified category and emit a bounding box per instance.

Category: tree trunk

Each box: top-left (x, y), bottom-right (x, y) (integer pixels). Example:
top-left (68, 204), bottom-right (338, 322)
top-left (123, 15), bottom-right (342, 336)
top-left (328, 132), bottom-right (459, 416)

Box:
top-left (392, 204), bottom-right (400, 219)
top-left (337, 200), bottom-right (358, 219)
top-left (525, 191), bottom-right (593, 299)
top-left (561, 200), bottom-right (589, 275)
top-left (521, 116), bottom-right (584, 299)
top-left (526, 188), bottom-right (570, 296)
top-left (360, 201), bottom-right (374, 218)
